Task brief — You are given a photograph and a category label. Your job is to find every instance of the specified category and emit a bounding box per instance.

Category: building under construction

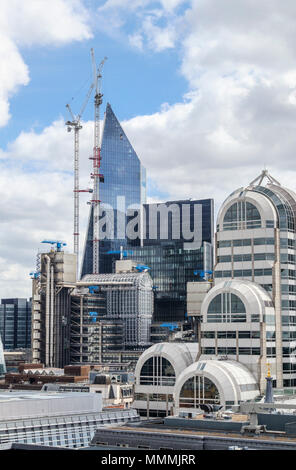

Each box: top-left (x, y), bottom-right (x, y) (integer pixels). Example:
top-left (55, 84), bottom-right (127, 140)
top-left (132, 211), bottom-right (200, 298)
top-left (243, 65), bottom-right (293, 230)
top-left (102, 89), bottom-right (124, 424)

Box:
top-left (31, 252), bottom-right (153, 368)
top-left (31, 246), bottom-right (76, 368)
top-left (70, 260), bottom-right (154, 364)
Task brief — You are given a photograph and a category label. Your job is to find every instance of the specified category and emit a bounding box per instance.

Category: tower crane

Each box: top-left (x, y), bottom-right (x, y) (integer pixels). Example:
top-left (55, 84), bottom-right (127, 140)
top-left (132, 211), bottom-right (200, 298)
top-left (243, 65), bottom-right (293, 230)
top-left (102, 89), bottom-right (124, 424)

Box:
top-left (65, 62), bottom-right (95, 277)
top-left (41, 240), bottom-right (67, 252)
top-left (89, 49), bottom-right (107, 274)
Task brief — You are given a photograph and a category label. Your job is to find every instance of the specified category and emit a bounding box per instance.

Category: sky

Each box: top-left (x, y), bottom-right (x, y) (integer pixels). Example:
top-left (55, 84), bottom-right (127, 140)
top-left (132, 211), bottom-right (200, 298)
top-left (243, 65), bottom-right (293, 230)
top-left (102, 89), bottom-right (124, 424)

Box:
top-left (1, 0), bottom-right (296, 298)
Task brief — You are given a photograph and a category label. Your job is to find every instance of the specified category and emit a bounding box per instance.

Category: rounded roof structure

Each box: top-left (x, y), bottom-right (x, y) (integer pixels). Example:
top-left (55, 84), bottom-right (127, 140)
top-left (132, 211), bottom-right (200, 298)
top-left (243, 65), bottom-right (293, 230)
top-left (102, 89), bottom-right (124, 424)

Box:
top-left (81, 271), bottom-right (153, 290)
top-left (217, 186), bottom-right (277, 230)
top-left (217, 170), bottom-right (296, 233)
top-left (201, 278), bottom-right (274, 322)
top-left (135, 342), bottom-right (198, 383)
top-left (175, 359), bottom-right (259, 407)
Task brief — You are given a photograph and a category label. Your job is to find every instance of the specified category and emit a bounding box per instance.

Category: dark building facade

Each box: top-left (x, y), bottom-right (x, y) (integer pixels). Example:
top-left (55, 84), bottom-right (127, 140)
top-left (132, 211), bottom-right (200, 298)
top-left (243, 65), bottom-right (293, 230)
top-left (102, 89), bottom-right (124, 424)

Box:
top-left (0, 298), bottom-right (31, 350)
top-left (106, 199), bottom-right (214, 323)
top-left (81, 103), bottom-right (146, 277)
top-left (130, 199), bottom-right (214, 322)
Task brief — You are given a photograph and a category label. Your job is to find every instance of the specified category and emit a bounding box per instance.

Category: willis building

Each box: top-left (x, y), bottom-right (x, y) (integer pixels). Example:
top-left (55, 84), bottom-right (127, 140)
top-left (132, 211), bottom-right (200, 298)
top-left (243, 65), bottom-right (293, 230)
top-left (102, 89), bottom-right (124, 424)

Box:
top-left (133, 171), bottom-right (296, 416)
top-left (190, 170), bottom-right (296, 395)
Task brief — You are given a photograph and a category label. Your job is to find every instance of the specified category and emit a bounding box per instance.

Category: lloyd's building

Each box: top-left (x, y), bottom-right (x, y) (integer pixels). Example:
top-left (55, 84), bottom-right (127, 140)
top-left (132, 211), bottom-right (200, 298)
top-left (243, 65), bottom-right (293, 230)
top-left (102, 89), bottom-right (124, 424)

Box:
top-left (133, 170), bottom-right (296, 415)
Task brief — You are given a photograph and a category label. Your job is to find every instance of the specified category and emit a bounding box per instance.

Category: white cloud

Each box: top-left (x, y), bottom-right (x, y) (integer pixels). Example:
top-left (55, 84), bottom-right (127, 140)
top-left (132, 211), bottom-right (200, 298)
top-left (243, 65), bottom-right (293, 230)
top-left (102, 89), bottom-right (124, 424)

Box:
top-left (0, 0), bottom-right (92, 46)
top-left (0, 33), bottom-right (29, 127)
top-left (97, 0), bottom-right (188, 51)
top-left (3, 118), bottom-right (93, 174)
top-left (113, 0), bottom-right (296, 219)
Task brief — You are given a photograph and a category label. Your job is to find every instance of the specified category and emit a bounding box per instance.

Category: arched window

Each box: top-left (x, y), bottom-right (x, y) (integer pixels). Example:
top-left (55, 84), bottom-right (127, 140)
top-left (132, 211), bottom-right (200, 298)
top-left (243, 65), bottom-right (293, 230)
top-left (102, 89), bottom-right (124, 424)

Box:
top-left (207, 293), bottom-right (246, 323)
top-left (140, 356), bottom-right (175, 385)
top-left (223, 201), bottom-right (261, 230)
top-left (179, 376), bottom-right (220, 408)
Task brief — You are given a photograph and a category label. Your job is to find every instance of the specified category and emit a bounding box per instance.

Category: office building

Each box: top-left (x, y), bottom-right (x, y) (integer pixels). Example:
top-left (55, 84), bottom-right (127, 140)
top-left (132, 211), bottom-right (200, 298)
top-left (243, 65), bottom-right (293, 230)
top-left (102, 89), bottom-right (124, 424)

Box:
top-left (4, 350), bottom-right (32, 373)
top-left (198, 170), bottom-right (296, 391)
top-left (81, 103), bottom-right (146, 276)
top-left (132, 170), bottom-right (296, 417)
top-left (80, 105), bottom-right (214, 324)
top-left (132, 342), bottom-right (258, 416)
top-left (0, 298), bottom-right (31, 350)
top-left (128, 199), bottom-right (214, 322)
top-left (70, 259), bottom-right (153, 364)
top-left (31, 248), bottom-right (76, 368)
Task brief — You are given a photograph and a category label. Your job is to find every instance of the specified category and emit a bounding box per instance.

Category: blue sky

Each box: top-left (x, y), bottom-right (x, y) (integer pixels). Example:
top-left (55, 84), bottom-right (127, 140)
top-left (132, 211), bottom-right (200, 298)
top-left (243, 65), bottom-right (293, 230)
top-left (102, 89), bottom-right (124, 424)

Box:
top-left (3, 40), bottom-right (187, 144)
top-left (2, 0), bottom-right (296, 298)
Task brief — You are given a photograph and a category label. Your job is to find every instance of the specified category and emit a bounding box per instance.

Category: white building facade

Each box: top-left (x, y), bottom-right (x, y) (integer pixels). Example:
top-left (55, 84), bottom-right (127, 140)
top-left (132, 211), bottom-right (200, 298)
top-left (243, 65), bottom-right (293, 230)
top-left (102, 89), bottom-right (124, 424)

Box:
top-left (200, 171), bottom-right (296, 391)
top-left (133, 171), bottom-right (296, 416)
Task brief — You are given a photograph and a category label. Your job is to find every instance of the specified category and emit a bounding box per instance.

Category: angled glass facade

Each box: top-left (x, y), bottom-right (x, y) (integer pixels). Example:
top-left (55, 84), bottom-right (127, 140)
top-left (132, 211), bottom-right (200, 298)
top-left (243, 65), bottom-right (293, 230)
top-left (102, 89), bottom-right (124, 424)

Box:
top-left (81, 103), bottom-right (146, 276)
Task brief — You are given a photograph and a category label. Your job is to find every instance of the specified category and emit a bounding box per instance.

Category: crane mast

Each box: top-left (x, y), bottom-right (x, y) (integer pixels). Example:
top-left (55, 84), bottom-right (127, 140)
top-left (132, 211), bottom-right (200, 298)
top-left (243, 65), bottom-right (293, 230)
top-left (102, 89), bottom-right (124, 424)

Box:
top-left (66, 67), bottom-right (94, 277)
top-left (90, 49), bottom-right (107, 274)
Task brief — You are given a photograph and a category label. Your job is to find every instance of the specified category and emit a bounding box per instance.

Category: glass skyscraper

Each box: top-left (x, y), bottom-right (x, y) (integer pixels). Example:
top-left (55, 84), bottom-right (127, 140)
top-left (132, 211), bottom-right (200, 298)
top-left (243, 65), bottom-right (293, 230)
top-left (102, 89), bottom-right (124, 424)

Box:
top-left (81, 103), bottom-right (146, 276)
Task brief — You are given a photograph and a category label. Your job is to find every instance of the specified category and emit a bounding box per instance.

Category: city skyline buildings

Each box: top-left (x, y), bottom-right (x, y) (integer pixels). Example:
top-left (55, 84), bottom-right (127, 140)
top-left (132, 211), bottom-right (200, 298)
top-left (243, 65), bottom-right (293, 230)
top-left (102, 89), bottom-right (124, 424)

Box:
top-left (79, 103), bottom-right (214, 324)
top-left (2, 2), bottom-right (296, 301)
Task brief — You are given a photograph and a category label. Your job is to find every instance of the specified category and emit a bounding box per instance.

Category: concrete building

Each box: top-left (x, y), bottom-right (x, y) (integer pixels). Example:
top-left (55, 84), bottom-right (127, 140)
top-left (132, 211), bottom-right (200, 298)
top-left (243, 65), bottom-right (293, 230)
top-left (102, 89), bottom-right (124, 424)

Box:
top-left (198, 279), bottom-right (275, 391)
top-left (132, 342), bottom-right (259, 416)
top-left (31, 248), bottom-right (76, 368)
top-left (133, 342), bottom-right (197, 416)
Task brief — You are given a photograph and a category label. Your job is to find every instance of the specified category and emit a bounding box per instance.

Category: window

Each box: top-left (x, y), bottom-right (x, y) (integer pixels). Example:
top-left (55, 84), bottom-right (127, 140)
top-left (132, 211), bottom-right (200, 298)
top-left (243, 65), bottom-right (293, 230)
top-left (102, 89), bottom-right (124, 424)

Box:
top-left (223, 202), bottom-right (261, 231)
top-left (207, 293), bottom-right (246, 323)
top-left (140, 356), bottom-right (175, 385)
top-left (179, 376), bottom-right (220, 407)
